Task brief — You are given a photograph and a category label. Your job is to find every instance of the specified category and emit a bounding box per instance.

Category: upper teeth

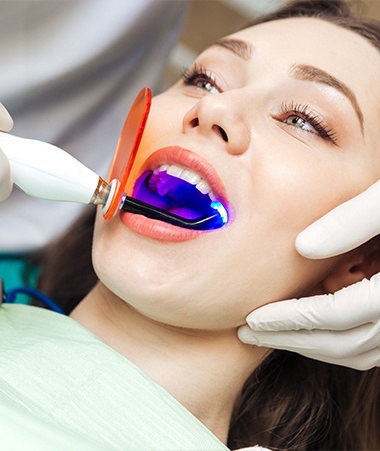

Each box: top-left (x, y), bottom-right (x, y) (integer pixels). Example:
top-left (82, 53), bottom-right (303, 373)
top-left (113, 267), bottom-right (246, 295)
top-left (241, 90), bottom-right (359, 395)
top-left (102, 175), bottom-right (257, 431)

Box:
top-left (154, 164), bottom-right (216, 200)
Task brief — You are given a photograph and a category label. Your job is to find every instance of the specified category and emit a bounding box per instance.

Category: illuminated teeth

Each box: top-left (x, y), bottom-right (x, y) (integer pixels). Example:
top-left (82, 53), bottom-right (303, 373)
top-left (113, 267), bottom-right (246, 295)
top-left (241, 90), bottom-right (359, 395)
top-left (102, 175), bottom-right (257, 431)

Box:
top-left (181, 169), bottom-right (201, 185)
top-left (154, 164), bottom-right (169, 174)
top-left (155, 164), bottom-right (215, 197)
top-left (166, 164), bottom-right (183, 178)
top-left (208, 191), bottom-right (217, 201)
top-left (195, 179), bottom-right (211, 195)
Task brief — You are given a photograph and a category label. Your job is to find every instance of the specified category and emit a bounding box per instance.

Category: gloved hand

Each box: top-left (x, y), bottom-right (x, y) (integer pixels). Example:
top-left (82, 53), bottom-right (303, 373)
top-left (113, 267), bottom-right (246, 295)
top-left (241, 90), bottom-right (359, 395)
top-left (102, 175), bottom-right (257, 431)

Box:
top-left (0, 102), bottom-right (14, 202)
top-left (239, 181), bottom-right (380, 370)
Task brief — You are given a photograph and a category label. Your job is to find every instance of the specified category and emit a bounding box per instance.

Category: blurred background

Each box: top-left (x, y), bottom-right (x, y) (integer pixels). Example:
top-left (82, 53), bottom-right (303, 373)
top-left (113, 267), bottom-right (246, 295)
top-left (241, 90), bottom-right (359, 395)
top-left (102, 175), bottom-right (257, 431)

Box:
top-left (165, 0), bottom-right (380, 87)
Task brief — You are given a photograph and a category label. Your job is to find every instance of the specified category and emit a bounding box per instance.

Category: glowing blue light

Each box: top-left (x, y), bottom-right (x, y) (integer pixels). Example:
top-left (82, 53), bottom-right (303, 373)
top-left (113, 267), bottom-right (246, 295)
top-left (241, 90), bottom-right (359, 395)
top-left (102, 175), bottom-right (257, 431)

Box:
top-left (210, 201), bottom-right (228, 225)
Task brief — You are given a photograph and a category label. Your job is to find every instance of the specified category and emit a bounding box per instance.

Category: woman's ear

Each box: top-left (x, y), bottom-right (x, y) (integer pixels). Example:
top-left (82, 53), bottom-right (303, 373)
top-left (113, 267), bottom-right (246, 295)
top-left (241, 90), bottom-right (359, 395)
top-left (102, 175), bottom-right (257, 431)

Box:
top-left (321, 242), bottom-right (380, 294)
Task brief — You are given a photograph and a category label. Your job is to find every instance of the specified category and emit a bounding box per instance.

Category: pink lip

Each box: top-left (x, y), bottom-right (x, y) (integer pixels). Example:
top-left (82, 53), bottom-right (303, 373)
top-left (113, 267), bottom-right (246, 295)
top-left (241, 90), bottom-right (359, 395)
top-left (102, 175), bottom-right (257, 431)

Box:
top-left (120, 213), bottom-right (203, 242)
top-left (120, 146), bottom-right (229, 242)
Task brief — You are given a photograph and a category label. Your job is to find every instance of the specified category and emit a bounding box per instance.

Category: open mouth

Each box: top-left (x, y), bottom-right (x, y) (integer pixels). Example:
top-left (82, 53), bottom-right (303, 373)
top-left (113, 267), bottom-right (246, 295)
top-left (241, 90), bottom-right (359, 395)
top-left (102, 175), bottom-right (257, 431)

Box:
top-left (130, 163), bottom-right (228, 230)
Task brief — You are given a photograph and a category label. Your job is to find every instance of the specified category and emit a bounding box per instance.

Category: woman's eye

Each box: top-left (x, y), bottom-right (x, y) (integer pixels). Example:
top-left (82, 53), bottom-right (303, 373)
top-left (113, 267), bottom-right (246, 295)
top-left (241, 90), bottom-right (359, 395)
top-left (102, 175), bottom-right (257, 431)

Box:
top-left (285, 115), bottom-right (316, 133)
top-left (279, 102), bottom-right (337, 144)
top-left (194, 79), bottom-right (219, 94)
top-left (181, 64), bottom-right (221, 94)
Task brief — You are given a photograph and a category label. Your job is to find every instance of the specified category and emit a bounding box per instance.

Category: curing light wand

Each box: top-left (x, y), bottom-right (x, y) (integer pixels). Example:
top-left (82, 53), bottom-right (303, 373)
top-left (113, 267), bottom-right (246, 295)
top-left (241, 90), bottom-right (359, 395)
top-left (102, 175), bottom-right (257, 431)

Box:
top-left (0, 131), bottom-right (112, 208)
top-left (0, 133), bottom-right (227, 230)
top-left (120, 196), bottom-right (227, 230)
top-left (0, 88), bottom-right (227, 230)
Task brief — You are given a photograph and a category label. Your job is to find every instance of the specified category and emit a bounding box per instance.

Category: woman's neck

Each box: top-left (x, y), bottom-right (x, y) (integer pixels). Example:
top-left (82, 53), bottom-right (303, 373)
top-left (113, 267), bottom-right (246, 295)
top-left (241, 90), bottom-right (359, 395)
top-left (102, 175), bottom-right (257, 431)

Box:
top-left (70, 282), bottom-right (269, 444)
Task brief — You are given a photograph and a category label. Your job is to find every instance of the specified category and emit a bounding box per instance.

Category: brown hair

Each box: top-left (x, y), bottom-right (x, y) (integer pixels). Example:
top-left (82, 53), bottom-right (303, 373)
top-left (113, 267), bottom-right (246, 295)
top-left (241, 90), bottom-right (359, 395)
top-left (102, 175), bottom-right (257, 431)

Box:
top-left (35, 1), bottom-right (380, 449)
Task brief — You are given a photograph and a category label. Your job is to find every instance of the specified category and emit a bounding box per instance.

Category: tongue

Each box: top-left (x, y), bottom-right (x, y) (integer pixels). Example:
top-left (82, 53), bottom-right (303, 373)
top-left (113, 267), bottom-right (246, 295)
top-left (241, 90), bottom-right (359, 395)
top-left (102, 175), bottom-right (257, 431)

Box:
top-left (132, 170), bottom-right (211, 219)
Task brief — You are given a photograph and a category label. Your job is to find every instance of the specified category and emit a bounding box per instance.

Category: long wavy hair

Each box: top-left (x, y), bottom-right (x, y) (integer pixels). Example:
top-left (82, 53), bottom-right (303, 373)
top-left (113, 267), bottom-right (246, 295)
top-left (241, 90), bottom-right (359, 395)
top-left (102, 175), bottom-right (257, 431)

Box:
top-left (34, 1), bottom-right (380, 449)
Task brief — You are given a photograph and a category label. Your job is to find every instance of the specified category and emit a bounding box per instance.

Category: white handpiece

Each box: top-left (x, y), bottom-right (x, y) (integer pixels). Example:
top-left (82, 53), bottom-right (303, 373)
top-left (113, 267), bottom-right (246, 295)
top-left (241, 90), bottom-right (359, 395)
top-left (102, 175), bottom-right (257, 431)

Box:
top-left (0, 132), bottom-right (110, 206)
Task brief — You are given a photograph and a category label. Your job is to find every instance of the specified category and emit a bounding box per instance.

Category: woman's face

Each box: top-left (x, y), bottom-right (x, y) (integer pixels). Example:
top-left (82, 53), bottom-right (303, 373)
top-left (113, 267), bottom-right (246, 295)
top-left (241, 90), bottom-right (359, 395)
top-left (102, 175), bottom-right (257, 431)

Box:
top-left (93, 17), bottom-right (380, 330)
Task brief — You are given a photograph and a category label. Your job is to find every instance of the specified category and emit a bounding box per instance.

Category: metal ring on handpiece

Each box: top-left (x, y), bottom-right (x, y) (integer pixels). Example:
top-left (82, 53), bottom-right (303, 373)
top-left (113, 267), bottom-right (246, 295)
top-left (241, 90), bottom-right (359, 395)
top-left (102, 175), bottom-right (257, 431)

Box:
top-left (102, 179), bottom-right (121, 218)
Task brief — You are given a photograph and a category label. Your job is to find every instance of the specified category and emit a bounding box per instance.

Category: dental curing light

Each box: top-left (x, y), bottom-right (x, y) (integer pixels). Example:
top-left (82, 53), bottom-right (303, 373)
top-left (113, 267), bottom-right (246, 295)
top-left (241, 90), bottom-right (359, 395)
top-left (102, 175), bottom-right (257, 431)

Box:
top-left (121, 197), bottom-right (227, 230)
top-left (0, 88), bottom-right (152, 218)
top-left (0, 131), bottom-right (111, 206)
top-left (0, 88), bottom-right (228, 231)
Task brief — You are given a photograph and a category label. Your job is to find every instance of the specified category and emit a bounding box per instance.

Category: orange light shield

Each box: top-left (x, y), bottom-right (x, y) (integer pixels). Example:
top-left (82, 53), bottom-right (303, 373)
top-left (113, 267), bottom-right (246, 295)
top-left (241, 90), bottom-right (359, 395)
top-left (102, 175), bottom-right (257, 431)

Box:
top-left (103, 87), bottom-right (152, 220)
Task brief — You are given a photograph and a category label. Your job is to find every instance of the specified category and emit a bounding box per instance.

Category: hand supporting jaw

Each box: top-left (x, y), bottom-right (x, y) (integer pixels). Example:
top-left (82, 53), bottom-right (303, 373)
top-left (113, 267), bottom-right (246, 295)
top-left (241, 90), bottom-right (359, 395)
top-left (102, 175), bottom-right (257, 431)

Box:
top-left (239, 182), bottom-right (380, 370)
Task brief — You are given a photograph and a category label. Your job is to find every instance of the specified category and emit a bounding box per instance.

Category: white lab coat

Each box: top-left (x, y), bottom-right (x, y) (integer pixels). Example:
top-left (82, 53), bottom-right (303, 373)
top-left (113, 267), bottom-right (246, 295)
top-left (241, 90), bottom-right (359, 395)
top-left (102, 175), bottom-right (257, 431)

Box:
top-left (0, 0), bottom-right (187, 251)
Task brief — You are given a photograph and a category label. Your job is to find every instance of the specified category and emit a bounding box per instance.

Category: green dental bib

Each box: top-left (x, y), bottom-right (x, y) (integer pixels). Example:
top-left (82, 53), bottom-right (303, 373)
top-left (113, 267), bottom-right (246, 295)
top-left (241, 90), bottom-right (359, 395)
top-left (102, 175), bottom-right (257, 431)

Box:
top-left (0, 304), bottom-right (227, 450)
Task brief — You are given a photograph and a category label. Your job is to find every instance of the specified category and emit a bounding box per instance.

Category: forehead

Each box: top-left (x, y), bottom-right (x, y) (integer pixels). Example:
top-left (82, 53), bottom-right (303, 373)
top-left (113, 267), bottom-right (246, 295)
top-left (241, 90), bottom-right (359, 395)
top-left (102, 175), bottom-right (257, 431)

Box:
top-left (229, 17), bottom-right (380, 77)
top-left (226, 17), bottom-right (380, 133)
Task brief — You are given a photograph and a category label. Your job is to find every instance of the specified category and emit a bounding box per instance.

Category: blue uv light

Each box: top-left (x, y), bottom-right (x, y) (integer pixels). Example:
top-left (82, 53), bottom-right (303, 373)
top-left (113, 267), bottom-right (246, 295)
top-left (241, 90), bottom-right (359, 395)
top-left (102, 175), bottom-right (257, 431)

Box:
top-left (121, 195), bottom-right (228, 231)
top-left (210, 201), bottom-right (228, 226)
top-left (122, 170), bottom-right (229, 231)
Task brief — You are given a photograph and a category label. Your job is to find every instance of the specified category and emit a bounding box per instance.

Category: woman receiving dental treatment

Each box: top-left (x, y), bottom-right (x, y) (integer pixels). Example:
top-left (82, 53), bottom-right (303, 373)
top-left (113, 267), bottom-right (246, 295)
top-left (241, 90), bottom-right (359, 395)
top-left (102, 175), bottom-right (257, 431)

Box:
top-left (1, 0), bottom-right (380, 449)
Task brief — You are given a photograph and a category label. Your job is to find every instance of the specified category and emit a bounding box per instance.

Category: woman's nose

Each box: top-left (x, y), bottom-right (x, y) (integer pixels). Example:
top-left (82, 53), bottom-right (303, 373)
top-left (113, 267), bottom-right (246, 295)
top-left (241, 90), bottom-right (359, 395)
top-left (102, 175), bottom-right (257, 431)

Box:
top-left (182, 94), bottom-right (251, 155)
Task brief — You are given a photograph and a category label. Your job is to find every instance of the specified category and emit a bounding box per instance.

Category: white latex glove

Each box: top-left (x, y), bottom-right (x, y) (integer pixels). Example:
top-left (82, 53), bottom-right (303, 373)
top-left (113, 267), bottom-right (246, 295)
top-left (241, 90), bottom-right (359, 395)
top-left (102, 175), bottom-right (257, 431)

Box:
top-left (0, 102), bottom-right (13, 202)
top-left (239, 181), bottom-right (380, 370)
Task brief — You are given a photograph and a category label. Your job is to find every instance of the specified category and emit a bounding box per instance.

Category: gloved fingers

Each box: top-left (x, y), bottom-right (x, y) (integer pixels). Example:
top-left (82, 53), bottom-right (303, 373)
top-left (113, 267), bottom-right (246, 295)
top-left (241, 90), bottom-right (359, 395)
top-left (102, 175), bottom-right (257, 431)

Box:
top-left (239, 322), bottom-right (380, 370)
top-left (245, 274), bottom-right (380, 332)
top-left (238, 321), bottom-right (380, 361)
top-left (0, 102), bottom-right (13, 132)
top-left (0, 147), bottom-right (12, 202)
top-left (0, 103), bottom-right (14, 202)
top-left (296, 178), bottom-right (380, 259)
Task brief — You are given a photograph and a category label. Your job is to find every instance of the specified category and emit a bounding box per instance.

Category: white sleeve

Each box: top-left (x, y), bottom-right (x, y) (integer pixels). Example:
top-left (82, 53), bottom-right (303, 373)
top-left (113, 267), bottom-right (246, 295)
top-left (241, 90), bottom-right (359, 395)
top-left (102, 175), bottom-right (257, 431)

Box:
top-left (0, 0), bottom-right (187, 251)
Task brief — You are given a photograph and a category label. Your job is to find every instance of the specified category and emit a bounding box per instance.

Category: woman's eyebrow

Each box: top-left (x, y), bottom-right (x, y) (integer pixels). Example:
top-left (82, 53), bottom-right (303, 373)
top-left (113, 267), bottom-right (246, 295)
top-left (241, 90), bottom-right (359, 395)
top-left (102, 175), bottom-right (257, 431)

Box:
top-left (213, 38), bottom-right (253, 61)
top-left (210, 40), bottom-right (364, 136)
top-left (291, 64), bottom-right (364, 135)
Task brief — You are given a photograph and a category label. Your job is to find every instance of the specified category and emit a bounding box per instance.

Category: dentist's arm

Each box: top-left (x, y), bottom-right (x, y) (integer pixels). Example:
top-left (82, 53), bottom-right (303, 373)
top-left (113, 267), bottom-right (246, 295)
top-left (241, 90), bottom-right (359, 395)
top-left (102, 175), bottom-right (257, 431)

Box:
top-left (239, 181), bottom-right (380, 370)
top-left (0, 102), bottom-right (13, 202)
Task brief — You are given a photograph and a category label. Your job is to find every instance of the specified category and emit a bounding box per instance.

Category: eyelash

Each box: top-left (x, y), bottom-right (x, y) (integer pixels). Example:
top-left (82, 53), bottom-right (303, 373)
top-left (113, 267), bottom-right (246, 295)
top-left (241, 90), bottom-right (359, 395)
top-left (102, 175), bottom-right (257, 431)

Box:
top-left (280, 101), bottom-right (337, 144)
top-left (181, 65), bottom-right (338, 144)
top-left (181, 64), bottom-right (221, 93)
